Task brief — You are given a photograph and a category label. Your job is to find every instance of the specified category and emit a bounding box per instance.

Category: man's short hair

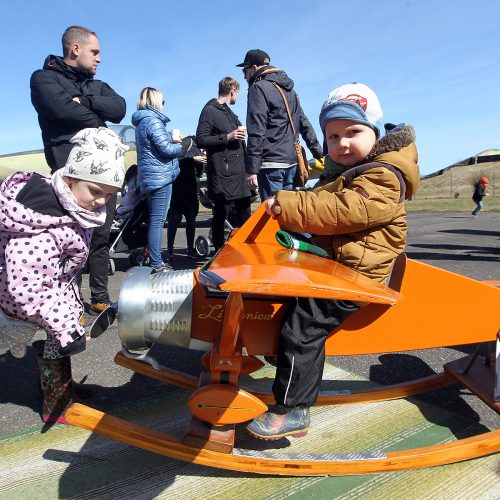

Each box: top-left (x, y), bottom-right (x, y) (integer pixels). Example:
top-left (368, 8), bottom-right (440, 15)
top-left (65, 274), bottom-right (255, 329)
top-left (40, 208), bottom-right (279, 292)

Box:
top-left (62, 26), bottom-right (97, 57)
top-left (218, 77), bottom-right (240, 97)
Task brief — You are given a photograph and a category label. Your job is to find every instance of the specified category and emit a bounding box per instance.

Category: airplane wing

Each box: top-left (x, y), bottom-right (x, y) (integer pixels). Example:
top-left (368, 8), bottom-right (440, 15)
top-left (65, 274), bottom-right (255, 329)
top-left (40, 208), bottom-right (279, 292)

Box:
top-left (200, 204), bottom-right (401, 305)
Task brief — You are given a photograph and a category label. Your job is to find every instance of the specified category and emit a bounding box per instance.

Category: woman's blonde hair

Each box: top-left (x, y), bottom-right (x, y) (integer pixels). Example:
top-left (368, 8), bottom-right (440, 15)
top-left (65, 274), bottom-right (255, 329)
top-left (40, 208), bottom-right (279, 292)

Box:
top-left (137, 87), bottom-right (164, 111)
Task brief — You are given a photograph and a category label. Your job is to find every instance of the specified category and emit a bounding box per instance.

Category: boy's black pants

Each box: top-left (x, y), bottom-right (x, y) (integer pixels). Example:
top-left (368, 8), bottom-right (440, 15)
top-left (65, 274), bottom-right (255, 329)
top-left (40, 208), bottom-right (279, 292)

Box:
top-left (272, 297), bottom-right (358, 408)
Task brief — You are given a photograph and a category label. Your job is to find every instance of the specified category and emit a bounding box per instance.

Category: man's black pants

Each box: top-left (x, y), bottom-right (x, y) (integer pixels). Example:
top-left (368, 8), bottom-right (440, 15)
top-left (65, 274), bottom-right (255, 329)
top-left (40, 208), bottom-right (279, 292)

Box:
top-left (88, 193), bottom-right (117, 303)
top-left (211, 196), bottom-right (251, 250)
top-left (272, 297), bottom-right (358, 408)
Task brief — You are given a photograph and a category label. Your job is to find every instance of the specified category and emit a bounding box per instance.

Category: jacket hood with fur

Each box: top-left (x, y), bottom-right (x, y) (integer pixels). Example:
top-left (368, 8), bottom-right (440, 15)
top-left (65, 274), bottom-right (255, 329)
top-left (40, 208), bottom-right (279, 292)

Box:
top-left (366, 124), bottom-right (419, 199)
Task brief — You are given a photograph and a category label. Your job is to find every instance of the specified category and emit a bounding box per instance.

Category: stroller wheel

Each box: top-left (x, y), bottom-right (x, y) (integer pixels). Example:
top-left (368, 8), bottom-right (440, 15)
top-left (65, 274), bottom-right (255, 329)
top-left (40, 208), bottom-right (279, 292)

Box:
top-left (195, 236), bottom-right (210, 257)
top-left (130, 252), bottom-right (142, 266)
top-left (130, 249), bottom-right (149, 267)
top-left (108, 258), bottom-right (116, 275)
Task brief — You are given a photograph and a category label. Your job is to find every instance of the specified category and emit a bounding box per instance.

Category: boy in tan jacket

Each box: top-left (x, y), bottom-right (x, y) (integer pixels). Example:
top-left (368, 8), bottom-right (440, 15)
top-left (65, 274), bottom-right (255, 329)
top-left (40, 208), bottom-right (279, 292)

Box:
top-left (246, 83), bottom-right (420, 440)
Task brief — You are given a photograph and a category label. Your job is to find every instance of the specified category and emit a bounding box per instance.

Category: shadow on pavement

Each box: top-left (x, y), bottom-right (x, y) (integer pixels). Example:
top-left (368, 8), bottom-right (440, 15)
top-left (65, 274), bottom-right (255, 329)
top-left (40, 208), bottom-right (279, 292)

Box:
top-left (409, 243), bottom-right (499, 252)
top-left (438, 228), bottom-right (500, 238)
top-left (368, 353), bottom-right (490, 440)
top-left (0, 346), bottom-right (43, 419)
top-left (406, 250), bottom-right (500, 262)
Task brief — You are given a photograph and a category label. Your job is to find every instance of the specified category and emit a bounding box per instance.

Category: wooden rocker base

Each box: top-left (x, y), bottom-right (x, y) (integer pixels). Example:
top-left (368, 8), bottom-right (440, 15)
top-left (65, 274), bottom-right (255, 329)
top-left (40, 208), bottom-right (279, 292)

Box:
top-left (444, 356), bottom-right (500, 414)
top-left (114, 352), bottom-right (456, 406)
top-left (65, 403), bottom-right (500, 476)
top-left (86, 351), bottom-right (500, 475)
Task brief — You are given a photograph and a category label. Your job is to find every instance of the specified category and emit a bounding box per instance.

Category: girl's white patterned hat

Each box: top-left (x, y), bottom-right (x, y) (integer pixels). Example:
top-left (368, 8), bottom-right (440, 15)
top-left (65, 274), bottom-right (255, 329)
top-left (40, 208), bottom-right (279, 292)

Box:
top-left (63, 127), bottom-right (128, 188)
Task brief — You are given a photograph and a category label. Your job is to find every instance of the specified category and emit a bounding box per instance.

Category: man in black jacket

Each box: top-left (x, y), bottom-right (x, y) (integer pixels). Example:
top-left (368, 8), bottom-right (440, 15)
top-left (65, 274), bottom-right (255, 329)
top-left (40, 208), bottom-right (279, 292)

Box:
top-left (30, 25), bottom-right (126, 314)
top-left (196, 77), bottom-right (252, 252)
top-left (236, 49), bottom-right (323, 200)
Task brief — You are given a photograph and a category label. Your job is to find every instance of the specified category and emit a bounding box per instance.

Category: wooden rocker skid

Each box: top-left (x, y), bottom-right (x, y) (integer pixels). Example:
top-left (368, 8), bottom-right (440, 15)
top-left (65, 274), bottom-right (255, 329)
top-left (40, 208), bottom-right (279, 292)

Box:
top-left (66, 353), bottom-right (500, 476)
top-left (64, 347), bottom-right (500, 475)
top-left (66, 403), bottom-right (500, 477)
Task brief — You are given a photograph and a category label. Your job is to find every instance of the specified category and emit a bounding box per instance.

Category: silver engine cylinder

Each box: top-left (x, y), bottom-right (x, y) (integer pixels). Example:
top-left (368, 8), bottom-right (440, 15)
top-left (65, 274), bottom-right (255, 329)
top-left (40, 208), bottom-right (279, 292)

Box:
top-left (117, 266), bottom-right (199, 351)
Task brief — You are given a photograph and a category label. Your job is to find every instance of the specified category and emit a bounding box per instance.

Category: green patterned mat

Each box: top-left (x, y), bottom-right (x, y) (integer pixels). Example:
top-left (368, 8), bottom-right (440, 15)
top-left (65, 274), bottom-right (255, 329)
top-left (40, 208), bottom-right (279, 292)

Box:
top-left (1, 363), bottom-right (498, 500)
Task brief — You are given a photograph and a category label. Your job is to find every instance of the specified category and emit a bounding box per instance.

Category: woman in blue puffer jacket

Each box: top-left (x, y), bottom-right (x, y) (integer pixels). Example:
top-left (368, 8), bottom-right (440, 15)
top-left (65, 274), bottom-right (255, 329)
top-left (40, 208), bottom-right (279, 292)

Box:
top-left (132, 88), bottom-right (182, 271)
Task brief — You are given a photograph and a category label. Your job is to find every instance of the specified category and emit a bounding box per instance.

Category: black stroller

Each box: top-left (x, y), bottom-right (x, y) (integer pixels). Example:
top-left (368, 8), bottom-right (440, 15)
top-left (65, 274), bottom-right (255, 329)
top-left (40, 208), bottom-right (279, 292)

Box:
top-left (108, 166), bottom-right (150, 273)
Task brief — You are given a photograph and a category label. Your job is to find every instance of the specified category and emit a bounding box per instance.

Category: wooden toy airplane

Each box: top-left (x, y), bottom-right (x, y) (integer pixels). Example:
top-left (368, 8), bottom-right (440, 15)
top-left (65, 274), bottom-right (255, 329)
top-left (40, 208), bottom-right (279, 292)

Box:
top-left (66, 203), bottom-right (500, 476)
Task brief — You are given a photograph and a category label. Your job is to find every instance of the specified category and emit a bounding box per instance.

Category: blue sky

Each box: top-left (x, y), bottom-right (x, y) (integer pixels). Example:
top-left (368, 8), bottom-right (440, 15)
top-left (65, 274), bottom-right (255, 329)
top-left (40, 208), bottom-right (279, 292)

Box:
top-left (1, 0), bottom-right (499, 175)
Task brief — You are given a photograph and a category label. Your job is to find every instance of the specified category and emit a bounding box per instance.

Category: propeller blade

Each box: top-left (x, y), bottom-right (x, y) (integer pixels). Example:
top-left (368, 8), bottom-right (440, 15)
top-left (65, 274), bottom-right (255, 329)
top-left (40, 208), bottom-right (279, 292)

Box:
top-left (90, 302), bottom-right (118, 338)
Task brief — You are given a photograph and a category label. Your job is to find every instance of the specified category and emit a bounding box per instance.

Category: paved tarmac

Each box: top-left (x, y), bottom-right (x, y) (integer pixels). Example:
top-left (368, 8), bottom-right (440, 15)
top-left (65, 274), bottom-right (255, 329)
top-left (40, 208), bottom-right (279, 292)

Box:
top-left (1, 210), bottom-right (499, 436)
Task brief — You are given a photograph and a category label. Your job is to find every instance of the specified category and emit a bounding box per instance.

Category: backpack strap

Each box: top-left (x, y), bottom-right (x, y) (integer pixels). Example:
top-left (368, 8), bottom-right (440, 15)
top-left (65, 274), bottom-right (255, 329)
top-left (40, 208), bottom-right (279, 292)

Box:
top-left (255, 68), bottom-right (300, 142)
top-left (342, 162), bottom-right (407, 203)
top-left (271, 82), bottom-right (298, 141)
top-left (255, 67), bottom-right (280, 81)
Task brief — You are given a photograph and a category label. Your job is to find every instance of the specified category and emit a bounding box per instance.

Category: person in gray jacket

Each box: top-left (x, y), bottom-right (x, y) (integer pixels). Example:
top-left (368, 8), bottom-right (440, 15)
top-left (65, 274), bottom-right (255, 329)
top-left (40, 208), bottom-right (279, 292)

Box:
top-left (237, 49), bottom-right (323, 200)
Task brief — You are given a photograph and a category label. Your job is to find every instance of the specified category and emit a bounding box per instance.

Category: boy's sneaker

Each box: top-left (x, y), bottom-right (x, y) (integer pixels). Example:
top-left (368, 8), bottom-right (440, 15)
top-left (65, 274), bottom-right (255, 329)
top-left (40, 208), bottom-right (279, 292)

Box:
top-left (187, 248), bottom-right (198, 259)
top-left (90, 301), bottom-right (111, 315)
top-left (246, 405), bottom-right (310, 440)
top-left (165, 250), bottom-right (175, 261)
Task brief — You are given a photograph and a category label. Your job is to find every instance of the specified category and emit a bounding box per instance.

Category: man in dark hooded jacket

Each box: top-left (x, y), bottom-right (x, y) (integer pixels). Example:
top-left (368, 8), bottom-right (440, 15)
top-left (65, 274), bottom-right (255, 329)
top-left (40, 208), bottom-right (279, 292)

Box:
top-left (237, 49), bottom-right (323, 200)
top-left (30, 26), bottom-right (126, 171)
top-left (30, 25), bottom-right (126, 315)
top-left (196, 77), bottom-right (252, 252)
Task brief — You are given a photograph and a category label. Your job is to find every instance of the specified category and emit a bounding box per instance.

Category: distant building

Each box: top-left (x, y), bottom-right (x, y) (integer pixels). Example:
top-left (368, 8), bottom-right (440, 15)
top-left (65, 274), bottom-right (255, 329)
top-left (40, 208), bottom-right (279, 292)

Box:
top-left (422, 149), bottom-right (500, 180)
top-left (476, 149), bottom-right (500, 162)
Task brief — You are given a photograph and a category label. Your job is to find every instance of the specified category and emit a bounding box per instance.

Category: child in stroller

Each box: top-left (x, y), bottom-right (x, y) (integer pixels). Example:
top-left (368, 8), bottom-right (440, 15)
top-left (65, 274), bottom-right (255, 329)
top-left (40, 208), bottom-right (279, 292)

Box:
top-left (109, 165), bottom-right (150, 272)
top-left (166, 136), bottom-right (206, 260)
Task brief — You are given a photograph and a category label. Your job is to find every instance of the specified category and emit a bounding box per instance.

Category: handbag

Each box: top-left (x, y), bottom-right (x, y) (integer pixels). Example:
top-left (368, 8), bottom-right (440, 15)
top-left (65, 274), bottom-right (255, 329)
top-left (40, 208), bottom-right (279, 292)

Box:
top-left (294, 143), bottom-right (308, 187)
top-left (272, 82), bottom-right (309, 187)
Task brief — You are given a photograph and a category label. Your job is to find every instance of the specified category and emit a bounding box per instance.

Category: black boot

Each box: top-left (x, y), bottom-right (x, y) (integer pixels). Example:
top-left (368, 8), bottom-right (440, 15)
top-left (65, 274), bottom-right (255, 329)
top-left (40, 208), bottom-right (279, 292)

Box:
top-left (72, 380), bottom-right (98, 400)
top-left (33, 340), bottom-right (73, 425)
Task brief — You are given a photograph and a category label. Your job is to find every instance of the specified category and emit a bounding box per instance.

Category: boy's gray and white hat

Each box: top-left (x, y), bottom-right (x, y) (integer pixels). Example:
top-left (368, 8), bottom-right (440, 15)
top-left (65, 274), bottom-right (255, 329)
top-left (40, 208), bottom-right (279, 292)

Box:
top-left (319, 83), bottom-right (384, 138)
top-left (63, 127), bottom-right (128, 188)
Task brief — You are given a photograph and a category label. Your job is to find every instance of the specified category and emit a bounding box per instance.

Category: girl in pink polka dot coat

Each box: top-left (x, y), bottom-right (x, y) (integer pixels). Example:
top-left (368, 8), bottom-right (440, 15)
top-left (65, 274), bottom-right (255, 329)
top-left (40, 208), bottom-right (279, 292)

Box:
top-left (0, 127), bottom-right (127, 424)
top-left (0, 171), bottom-right (98, 347)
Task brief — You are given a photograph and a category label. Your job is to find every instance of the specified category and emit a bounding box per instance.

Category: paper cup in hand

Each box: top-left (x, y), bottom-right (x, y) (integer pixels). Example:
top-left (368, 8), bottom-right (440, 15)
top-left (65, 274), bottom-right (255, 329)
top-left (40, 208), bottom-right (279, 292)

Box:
top-left (237, 126), bottom-right (246, 135)
top-left (172, 129), bottom-right (181, 141)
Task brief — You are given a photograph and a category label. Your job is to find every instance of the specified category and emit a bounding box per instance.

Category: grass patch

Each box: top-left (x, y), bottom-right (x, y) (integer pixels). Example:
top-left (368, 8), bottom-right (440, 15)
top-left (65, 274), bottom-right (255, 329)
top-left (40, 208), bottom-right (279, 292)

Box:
top-left (406, 196), bottom-right (500, 212)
